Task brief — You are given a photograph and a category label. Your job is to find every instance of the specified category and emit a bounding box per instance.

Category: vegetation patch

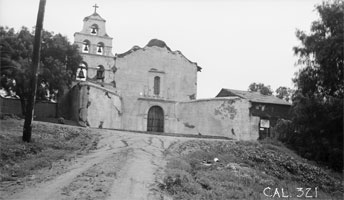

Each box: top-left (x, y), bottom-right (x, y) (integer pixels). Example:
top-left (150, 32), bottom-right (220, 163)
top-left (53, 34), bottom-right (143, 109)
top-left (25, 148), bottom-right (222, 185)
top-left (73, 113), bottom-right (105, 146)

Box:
top-left (160, 139), bottom-right (343, 200)
top-left (0, 119), bottom-right (99, 182)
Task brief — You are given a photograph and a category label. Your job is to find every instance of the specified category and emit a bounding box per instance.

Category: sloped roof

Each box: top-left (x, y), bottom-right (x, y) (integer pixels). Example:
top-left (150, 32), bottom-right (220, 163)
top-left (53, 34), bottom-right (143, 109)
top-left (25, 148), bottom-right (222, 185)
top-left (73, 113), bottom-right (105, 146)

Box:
top-left (216, 88), bottom-right (291, 106)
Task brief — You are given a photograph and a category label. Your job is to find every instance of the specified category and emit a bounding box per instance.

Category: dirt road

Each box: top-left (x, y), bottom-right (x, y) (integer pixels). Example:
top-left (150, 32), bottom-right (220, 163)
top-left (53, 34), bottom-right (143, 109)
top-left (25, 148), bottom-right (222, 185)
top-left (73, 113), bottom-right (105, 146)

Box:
top-left (3, 129), bottom-right (183, 200)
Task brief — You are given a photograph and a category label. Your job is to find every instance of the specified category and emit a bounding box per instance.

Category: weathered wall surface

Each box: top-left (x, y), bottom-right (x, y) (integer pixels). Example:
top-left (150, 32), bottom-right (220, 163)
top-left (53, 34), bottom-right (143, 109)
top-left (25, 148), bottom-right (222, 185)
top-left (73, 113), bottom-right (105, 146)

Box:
top-left (115, 46), bottom-right (198, 101)
top-left (81, 55), bottom-right (115, 83)
top-left (124, 97), bottom-right (259, 140)
top-left (115, 45), bottom-right (199, 130)
top-left (175, 97), bottom-right (260, 140)
top-left (68, 82), bottom-right (122, 129)
top-left (0, 96), bottom-right (57, 118)
top-left (134, 99), bottom-right (178, 133)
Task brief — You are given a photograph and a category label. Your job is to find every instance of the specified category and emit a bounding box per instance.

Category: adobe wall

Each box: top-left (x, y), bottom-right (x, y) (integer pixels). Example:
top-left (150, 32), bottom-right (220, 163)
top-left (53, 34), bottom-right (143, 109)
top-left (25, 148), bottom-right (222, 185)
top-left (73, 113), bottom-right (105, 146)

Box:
top-left (115, 45), bottom-right (198, 130)
top-left (115, 46), bottom-right (198, 101)
top-left (175, 97), bottom-right (260, 140)
top-left (69, 82), bottom-right (122, 129)
top-left (82, 55), bottom-right (115, 83)
top-left (127, 97), bottom-right (260, 140)
top-left (132, 98), bottom-right (178, 133)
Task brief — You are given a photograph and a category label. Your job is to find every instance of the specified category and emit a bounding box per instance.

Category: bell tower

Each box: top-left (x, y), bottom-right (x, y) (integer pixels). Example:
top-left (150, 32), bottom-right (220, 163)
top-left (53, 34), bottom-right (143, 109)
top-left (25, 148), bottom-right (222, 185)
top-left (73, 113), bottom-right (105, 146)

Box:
top-left (74, 4), bottom-right (115, 84)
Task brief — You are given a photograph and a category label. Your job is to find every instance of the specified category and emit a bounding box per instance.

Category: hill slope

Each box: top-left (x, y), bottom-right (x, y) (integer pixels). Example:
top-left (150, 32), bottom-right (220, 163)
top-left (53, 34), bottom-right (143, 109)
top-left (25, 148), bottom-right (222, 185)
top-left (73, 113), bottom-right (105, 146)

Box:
top-left (160, 139), bottom-right (343, 199)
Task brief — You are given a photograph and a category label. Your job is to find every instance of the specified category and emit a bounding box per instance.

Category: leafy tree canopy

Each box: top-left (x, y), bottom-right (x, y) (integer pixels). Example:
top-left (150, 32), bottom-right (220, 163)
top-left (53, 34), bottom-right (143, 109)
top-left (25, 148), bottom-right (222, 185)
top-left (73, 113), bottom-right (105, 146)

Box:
top-left (0, 26), bottom-right (82, 114)
top-left (248, 82), bottom-right (273, 95)
top-left (275, 86), bottom-right (293, 102)
top-left (293, 0), bottom-right (343, 98)
top-left (290, 0), bottom-right (343, 171)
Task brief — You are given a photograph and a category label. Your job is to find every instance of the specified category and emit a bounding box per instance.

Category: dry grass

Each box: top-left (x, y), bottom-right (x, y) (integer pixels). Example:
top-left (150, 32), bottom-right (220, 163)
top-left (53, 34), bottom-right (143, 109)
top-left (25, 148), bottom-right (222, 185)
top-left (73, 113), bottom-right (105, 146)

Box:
top-left (160, 139), bottom-right (343, 200)
top-left (0, 118), bottom-right (99, 182)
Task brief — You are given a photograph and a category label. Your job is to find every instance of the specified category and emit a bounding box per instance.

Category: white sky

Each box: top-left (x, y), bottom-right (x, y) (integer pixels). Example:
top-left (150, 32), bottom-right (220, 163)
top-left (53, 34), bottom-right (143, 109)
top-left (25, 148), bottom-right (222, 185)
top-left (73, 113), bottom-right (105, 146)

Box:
top-left (0, 0), bottom-right (322, 98)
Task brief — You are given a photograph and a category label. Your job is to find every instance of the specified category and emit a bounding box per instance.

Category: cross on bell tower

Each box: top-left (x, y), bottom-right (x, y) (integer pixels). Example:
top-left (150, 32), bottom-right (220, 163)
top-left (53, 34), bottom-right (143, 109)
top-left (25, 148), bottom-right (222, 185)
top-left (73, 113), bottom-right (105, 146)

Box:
top-left (93, 4), bottom-right (99, 13)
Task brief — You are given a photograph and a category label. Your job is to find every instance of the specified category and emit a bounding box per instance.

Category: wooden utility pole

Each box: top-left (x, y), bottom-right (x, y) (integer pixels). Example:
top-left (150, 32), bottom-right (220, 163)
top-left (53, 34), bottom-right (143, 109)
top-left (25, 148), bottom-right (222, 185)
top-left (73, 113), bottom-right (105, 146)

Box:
top-left (23, 0), bottom-right (47, 142)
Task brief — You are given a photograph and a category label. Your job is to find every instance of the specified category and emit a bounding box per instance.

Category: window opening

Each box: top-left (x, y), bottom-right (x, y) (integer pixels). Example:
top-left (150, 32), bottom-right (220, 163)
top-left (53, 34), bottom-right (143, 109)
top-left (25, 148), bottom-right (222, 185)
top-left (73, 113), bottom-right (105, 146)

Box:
top-left (154, 76), bottom-right (160, 95)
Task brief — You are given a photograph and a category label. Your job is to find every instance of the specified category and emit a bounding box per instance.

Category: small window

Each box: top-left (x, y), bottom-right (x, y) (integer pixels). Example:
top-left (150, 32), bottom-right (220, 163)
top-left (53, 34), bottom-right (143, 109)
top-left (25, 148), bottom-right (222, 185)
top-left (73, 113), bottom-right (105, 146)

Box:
top-left (97, 42), bottom-right (104, 55)
top-left (96, 65), bottom-right (105, 81)
top-left (154, 76), bottom-right (160, 95)
top-left (90, 24), bottom-right (98, 35)
top-left (82, 40), bottom-right (90, 53)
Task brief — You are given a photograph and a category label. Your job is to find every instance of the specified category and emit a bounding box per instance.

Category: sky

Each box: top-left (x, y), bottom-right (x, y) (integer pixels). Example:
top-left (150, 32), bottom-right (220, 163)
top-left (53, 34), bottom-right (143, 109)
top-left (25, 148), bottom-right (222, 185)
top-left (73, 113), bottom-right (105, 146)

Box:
top-left (0, 0), bottom-right (323, 98)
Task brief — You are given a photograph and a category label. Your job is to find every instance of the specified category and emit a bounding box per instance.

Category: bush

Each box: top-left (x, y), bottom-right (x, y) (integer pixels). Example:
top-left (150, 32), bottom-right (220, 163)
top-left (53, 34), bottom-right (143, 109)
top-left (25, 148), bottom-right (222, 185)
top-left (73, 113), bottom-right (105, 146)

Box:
top-left (274, 119), bottom-right (294, 142)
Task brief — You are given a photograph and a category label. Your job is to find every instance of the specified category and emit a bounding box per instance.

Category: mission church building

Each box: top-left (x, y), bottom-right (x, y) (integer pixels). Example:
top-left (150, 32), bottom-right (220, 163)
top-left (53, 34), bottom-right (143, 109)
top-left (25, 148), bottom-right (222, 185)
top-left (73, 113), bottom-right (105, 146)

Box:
top-left (62, 6), bottom-right (290, 140)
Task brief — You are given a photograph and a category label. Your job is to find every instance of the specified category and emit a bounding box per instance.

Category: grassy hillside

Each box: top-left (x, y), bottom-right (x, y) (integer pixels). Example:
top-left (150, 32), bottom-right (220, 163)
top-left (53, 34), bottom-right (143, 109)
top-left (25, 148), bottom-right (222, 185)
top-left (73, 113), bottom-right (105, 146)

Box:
top-left (0, 118), bottom-right (99, 182)
top-left (160, 139), bottom-right (343, 200)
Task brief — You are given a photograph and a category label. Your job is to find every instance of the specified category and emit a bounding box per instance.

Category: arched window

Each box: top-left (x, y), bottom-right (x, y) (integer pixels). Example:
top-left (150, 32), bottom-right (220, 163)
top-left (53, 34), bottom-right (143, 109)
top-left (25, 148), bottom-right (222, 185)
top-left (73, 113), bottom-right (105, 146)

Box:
top-left (90, 24), bottom-right (98, 35)
top-left (96, 65), bottom-right (105, 81)
top-left (154, 76), bottom-right (160, 95)
top-left (82, 40), bottom-right (90, 53)
top-left (76, 62), bottom-right (87, 81)
top-left (97, 42), bottom-right (104, 55)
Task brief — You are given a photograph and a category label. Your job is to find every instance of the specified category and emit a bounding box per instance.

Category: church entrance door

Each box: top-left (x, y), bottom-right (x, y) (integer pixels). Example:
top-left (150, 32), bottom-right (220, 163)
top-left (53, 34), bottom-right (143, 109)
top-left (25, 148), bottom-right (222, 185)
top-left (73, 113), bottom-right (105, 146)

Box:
top-left (147, 106), bottom-right (164, 132)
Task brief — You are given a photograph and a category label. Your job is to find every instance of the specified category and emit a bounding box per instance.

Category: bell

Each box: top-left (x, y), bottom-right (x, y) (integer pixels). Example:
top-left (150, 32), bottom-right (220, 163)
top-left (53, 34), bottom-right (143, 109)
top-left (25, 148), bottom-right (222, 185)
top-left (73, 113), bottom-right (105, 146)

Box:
top-left (98, 47), bottom-right (102, 53)
top-left (84, 45), bottom-right (89, 51)
top-left (97, 71), bottom-right (102, 79)
top-left (91, 28), bottom-right (96, 34)
top-left (77, 69), bottom-right (85, 79)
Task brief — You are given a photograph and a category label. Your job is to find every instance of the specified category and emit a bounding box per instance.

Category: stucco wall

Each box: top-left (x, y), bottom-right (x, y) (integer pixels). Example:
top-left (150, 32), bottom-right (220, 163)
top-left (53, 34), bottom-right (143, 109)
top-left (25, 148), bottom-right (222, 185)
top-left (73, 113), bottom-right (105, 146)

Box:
top-left (135, 98), bottom-right (178, 133)
top-left (74, 35), bottom-right (113, 57)
top-left (175, 97), bottom-right (259, 140)
top-left (69, 82), bottom-right (122, 129)
top-left (115, 45), bottom-right (198, 130)
top-left (80, 54), bottom-right (115, 83)
top-left (125, 97), bottom-right (259, 140)
top-left (115, 46), bottom-right (198, 101)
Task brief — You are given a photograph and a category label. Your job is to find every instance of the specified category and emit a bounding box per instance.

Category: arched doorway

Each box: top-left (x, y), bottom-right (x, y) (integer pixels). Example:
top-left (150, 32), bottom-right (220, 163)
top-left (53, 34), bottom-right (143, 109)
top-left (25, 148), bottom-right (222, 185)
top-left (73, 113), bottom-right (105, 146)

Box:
top-left (147, 106), bottom-right (164, 132)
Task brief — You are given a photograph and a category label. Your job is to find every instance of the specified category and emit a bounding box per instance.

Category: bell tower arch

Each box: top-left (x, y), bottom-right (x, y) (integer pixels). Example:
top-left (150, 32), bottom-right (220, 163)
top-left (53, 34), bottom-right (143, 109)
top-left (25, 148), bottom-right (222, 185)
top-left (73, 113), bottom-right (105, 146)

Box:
top-left (74, 5), bottom-right (115, 84)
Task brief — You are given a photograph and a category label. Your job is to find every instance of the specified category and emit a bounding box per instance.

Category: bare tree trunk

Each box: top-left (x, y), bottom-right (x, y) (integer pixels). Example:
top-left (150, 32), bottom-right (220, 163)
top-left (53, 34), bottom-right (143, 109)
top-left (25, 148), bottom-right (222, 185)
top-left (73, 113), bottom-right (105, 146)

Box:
top-left (23, 0), bottom-right (46, 142)
top-left (19, 95), bottom-right (27, 116)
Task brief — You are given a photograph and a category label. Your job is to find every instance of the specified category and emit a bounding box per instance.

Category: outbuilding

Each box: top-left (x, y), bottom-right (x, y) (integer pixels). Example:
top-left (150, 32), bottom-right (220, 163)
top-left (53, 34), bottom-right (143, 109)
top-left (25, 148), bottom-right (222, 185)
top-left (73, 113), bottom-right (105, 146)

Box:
top-left (216, 88), bottom-right (291, 139)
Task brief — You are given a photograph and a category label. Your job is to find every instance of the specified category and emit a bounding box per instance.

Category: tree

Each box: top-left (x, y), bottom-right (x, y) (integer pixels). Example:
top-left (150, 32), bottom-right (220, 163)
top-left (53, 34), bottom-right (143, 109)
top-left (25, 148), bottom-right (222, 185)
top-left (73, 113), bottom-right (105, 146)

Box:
top-left (291, 0), bottom-right (343, 170)
top-left (275, 86), bottom-right (293, 102)
top-left (0, 26), bottom-right (82, 115)
top-left (248, 82), bottom-right (273, 95)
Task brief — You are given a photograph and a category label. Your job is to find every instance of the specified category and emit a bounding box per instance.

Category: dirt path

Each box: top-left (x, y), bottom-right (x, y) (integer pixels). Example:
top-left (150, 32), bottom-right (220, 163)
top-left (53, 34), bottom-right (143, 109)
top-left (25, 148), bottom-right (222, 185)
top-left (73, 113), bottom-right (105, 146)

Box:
top-left (3, 129), bottom-right (183, 200)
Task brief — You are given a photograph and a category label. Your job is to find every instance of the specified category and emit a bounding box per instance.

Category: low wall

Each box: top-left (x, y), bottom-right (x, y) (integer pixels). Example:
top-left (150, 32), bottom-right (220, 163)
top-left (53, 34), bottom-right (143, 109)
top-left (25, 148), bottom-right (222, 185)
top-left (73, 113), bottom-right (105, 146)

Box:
top-left (175, 97), bottom-right (260, 140)
top-left (132, 97), bottom-right (260, 140)
top-left (0, 96), bottom-right (57, 118)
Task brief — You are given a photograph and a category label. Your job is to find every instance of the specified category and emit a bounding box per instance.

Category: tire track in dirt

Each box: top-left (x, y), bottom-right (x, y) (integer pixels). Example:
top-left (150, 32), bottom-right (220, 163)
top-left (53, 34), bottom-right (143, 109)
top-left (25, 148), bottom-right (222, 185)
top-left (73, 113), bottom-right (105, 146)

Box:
top-left (3, 129), bottom-right (212, 200)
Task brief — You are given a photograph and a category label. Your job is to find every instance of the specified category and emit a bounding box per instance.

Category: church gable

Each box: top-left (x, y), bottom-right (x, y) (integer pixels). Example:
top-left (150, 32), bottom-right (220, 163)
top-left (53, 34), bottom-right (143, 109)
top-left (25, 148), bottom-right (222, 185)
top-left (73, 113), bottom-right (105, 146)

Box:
top-left (116, 39), bottom-right (201, 71)
top-left (114, 39), bottom-right (199, 101)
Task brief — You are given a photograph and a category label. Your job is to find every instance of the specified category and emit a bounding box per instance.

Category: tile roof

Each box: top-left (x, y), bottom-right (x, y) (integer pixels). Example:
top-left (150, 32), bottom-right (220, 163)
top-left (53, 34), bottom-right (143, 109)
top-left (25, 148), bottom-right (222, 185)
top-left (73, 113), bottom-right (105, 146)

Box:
top-left (216, 88), bottom-right (291, 106)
